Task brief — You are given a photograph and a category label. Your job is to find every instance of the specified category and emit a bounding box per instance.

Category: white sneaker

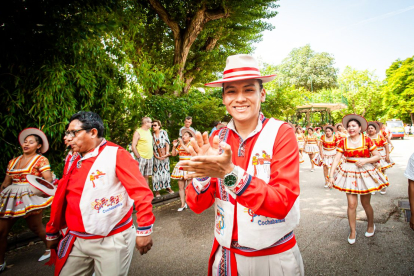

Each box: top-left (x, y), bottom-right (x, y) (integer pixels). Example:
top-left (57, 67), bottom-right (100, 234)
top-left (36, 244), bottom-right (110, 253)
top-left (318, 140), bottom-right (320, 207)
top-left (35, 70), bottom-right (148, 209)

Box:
top-left (380, 189), bottom-right (386, 195)
top-left (324, 184), bottom-right (329, 188)
top-left (38, 250), bottom-right (51, 262)
top-left (371, 192), bottom-right (376, 195)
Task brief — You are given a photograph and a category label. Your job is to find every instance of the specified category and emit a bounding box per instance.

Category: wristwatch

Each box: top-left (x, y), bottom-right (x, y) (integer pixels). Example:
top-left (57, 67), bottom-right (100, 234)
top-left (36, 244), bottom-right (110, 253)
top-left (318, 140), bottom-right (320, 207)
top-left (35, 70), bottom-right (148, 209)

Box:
top-left (223, 166), bottom-right (239, 188)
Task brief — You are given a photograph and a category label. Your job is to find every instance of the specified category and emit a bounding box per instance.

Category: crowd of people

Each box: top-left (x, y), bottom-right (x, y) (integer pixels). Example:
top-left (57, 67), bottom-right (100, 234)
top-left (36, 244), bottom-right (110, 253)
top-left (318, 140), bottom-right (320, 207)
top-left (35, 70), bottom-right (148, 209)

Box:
top-left (294, 116), bottom-right (402, 244)
top-left (0, 54), bottom-right (413, 276)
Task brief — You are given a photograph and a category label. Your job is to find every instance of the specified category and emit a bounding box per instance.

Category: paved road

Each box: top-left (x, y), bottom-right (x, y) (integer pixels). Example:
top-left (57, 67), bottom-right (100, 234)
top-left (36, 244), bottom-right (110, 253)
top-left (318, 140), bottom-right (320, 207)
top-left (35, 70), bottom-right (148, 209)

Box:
top-left (3, 138), bottom-right (414, 275)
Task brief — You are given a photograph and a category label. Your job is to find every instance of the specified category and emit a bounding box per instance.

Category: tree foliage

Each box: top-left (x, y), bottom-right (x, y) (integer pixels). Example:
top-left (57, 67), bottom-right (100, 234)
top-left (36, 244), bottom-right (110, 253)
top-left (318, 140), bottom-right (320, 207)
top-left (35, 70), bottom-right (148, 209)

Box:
top-left (135, 91), bottom-right (227, 139)
top-left (269, 44), bottom-right (338, 92)
top-left (0, 0), bottom-right (136, 176)
top-left (334, 66), bottom-right (383, 121)
top-left (136, 0), bottom-right (279, 94)
top-left (381, 56), bottom-right (414, 123)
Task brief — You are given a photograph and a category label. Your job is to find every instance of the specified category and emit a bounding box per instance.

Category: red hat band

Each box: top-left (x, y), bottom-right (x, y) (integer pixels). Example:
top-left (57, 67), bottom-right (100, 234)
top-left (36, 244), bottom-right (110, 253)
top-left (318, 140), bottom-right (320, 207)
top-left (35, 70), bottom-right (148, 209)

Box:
top-left (223, 67), bottom-right (261, 79)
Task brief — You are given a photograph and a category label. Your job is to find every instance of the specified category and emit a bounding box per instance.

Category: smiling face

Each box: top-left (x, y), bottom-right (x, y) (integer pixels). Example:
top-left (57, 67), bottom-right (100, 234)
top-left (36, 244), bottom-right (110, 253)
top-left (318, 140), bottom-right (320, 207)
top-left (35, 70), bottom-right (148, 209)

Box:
top-left (22, 135), bottom-right (41, 154)
top-left (347, 120), bottom-right (361, 137)
top-left (222, 79), bottom-right (265, 126)
top-left (308, 129), bottom-right (314, 135)
top-left (367, 125), bottom-right (377, 136)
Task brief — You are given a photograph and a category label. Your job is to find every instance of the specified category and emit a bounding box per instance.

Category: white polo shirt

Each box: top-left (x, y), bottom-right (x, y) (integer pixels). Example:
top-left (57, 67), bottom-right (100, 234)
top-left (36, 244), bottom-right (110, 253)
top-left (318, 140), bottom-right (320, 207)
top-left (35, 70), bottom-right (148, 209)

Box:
top-left (404, 152), bottom-right (414, 181)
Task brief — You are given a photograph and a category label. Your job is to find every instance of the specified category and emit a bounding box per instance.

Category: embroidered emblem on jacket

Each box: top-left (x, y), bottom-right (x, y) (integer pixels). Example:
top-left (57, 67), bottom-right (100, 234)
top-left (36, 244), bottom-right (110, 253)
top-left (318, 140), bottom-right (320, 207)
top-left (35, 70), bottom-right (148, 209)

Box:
top-left (91, 194), bottom-right (123, 213)
top-left (252, 151), bottom-right (271, 176)
top-left (245, 208), bottom-right (258, 222)
top-left (89, 170), bottom-right (106, 188)
top-left (215, 206), bottom-right (225, 235)
top-left (244, 208), bottom-right (285, 225)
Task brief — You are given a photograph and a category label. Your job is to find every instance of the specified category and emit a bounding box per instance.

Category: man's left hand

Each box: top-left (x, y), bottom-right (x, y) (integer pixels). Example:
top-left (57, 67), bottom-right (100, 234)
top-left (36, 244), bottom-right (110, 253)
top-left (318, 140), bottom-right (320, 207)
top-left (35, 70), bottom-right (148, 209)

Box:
top-left (179, 138), bottom-right (234, 179)
top-left (136, 235), bottom-right (153, 255)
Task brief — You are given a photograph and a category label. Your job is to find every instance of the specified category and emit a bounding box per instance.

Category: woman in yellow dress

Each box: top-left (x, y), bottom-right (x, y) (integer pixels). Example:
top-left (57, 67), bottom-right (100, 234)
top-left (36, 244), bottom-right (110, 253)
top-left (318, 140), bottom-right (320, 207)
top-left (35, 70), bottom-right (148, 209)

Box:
top-left (0, 128), bottom-right (54, 271)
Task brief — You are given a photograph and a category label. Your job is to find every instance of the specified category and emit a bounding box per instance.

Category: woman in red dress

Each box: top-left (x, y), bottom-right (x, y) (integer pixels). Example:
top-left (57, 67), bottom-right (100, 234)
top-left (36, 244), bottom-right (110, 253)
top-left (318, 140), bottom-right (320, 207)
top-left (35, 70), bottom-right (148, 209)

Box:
top-left (367, 121), bottom-right (394, 195)
top-left (0, 128), bottom-right (53, 271)
top-left (171, 128), bottom-right (195, 211)
top-left (313, 125), bottom-right (338, 188)
top-left (304, 127), bottom-right (319, 172)
top-left (295, 127), bottom-right (305, 164)
top-left (328, 115), bottom-right (388, 244)
top-left (335, 123), bottom-right (348, 142)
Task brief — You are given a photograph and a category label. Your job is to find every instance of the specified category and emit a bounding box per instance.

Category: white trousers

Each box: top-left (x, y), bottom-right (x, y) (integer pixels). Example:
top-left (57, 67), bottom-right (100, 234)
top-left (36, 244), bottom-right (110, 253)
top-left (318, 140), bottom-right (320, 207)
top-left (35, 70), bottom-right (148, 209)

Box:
top-left (60, 226), bottom-right (136, 276)
top-left (212, 244), bottom-right (305, 276)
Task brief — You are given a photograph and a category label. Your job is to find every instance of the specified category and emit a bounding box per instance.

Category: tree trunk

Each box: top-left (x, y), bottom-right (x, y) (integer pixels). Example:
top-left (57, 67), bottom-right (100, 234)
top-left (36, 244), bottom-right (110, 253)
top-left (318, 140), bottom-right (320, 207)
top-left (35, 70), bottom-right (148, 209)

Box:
top-left (147, 0), bottom-right (229, 93)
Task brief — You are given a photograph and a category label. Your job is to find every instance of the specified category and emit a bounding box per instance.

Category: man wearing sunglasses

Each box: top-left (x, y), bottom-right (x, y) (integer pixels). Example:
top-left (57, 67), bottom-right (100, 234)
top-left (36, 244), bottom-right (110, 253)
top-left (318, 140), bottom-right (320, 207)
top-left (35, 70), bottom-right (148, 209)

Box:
top-left (46, 111), bottom-right (155, 276)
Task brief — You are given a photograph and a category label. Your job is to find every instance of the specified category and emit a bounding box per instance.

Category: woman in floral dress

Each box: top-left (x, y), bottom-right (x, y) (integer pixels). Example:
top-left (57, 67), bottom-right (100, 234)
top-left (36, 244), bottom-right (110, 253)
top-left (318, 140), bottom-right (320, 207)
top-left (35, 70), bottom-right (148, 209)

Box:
top-left (152, 120), bottom-right (174, 198)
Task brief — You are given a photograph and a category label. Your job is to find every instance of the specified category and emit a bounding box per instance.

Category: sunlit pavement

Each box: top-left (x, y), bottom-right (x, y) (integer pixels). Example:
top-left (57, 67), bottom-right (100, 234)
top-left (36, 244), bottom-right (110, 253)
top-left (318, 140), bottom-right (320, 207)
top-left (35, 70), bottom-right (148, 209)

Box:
top-left (3, 138), bottom-right (414, 275)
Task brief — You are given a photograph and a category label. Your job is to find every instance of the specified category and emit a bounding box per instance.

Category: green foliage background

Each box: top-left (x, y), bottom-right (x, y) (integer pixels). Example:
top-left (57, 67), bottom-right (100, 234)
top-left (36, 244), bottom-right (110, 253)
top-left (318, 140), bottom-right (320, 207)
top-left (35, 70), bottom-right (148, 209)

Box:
top-left (1, 1), bottom-right (412, 181)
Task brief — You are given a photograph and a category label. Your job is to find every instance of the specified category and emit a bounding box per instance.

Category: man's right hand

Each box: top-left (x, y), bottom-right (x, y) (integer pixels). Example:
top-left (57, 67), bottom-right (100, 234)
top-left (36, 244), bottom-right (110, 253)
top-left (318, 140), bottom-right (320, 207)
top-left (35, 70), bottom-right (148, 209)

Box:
top-left (46, 239), bottom-right (60, 250)
top-left (136, 235), bottom-right (153, 255)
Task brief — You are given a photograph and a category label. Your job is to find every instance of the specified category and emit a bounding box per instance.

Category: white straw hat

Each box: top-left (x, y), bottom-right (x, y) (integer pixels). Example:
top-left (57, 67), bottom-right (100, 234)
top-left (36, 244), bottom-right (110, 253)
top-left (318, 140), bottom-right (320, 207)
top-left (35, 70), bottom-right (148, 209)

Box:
top-left (367, 121), bottom-right (380, 132)
top-left (18, 128), bottom-right (49, 153)
top-left (342, 114), bottom-right (368, 132)
top-left (205, 54), bottom-right (276, 87)
top-left (26, 175), bottom-right (56, 196)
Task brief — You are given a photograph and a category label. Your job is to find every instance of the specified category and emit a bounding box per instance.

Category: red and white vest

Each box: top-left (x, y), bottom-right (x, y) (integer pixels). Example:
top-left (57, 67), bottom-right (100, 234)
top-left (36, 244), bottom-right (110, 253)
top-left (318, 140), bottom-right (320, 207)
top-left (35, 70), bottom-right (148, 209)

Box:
top-left (79, 146), bottom-right (134, 236)
top-left (214, 118), bottom-right (300, 250)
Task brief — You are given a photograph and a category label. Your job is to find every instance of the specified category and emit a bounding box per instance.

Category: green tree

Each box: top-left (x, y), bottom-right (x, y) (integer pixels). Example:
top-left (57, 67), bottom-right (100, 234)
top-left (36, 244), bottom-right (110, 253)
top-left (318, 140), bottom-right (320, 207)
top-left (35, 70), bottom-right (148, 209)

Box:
top-left (381, 56), bottom-right (414, 123)
top-left (330, 67), bottom-right (383, 122)
top-left (0, 0), bottom-right (143, 176)
top-left (261, 85), bottom-right (305, 121)
top-left (137, 0), bottom-right (280, 94)
top-left (269, 44), bottom-right (338, 92)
